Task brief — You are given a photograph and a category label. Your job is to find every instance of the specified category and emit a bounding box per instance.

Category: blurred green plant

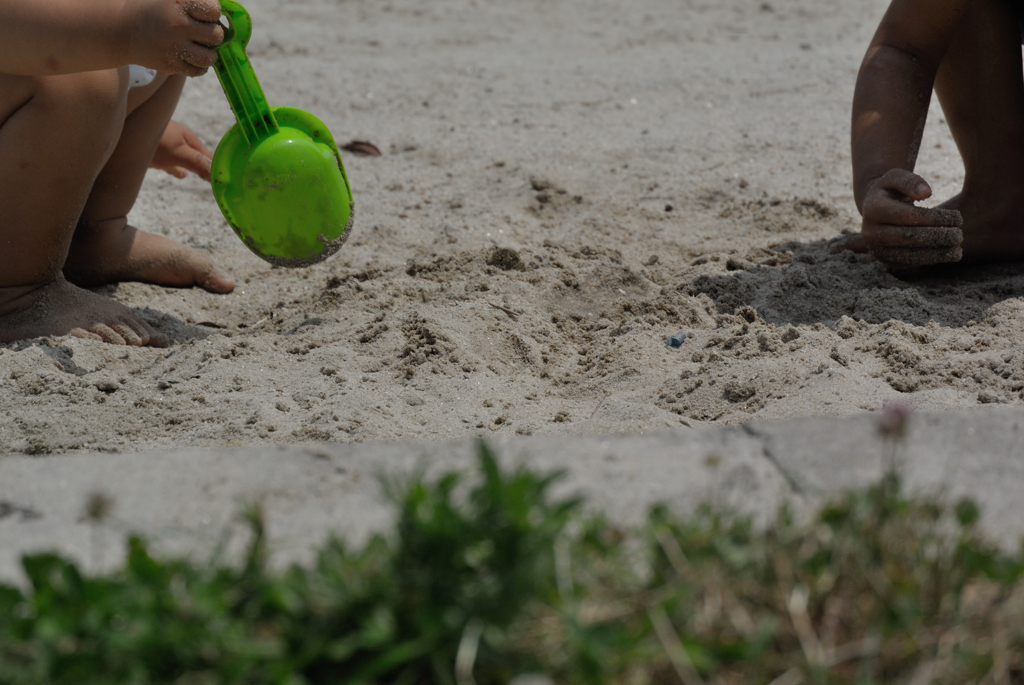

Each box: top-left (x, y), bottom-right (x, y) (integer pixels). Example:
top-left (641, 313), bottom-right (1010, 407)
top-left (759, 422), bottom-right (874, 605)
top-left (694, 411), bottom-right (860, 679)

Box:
top-left (1, 439), bottom-right (1023, 684)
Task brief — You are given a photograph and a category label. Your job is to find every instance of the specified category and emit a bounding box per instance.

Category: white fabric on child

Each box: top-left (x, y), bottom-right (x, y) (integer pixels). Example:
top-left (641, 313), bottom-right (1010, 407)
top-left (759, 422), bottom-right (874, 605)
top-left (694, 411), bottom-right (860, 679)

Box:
top-left (128, 65), bottom-right (158, 88)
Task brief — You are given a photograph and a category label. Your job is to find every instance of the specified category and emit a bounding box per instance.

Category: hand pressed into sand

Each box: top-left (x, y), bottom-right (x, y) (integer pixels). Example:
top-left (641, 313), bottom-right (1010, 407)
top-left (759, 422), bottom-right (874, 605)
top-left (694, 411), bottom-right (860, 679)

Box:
top-left (838, 169), bottom-right (964, 266)
top-left (846, 0), bottom-right (1024, 267)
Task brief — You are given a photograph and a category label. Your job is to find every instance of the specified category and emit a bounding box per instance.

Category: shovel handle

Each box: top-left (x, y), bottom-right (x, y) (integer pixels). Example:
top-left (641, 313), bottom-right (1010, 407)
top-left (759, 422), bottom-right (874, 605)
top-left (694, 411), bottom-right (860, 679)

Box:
top-left (214, 0), bottom-right (278, 146)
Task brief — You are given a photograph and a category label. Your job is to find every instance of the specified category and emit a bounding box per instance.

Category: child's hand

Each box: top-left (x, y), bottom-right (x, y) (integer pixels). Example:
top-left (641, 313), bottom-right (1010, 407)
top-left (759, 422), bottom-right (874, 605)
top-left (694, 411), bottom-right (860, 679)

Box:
top-left (128, 0), bottom-right (226, 76)
top-left (150, 121), bottom-right (214, 180)
top-left (859, 169), bottom-right (964, 266)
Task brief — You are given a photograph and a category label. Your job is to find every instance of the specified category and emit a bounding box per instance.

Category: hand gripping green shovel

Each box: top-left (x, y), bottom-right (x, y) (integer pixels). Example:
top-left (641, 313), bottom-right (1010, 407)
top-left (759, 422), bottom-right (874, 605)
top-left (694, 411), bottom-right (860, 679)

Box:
top-left (210, 0), bottom-right (353, 267)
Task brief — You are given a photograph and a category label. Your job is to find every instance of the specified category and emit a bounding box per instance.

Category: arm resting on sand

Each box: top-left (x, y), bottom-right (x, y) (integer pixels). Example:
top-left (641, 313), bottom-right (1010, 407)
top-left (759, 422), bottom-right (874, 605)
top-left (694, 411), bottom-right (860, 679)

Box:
top-left (852, 44), bottom-right (938, 209)
top-left (850, 0), bottom-right (969, 264)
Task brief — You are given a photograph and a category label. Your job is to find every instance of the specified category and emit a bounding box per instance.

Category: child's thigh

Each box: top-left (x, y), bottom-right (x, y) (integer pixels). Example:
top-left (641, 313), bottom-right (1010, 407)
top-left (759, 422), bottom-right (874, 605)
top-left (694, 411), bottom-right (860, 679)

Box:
top-left (0, 73), bottom-right (39, 127)
top-left (0, 68), bottom-right (130, 133)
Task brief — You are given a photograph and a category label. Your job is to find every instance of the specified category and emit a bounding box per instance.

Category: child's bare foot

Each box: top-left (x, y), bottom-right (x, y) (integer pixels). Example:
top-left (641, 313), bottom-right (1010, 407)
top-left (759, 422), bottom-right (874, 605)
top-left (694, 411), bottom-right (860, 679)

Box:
top-left (0, 278), bottom-right (169, 346)
top-left (63, 218), bottom-right (235, 294)
top-left (936, 191), bottom-right (1024, 263)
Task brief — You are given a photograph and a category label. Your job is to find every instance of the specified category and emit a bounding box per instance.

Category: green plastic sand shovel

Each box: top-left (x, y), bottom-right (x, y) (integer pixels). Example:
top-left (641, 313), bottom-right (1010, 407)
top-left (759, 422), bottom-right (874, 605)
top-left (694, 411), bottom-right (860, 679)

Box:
top-left (210, 0), bottom-right (353, 267)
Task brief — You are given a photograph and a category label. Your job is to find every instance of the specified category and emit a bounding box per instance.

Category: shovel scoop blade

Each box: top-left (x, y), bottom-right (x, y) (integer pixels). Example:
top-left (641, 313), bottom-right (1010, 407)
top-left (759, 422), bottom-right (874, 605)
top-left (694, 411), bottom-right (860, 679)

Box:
top-left (211, 107), bottom-right (353, 267)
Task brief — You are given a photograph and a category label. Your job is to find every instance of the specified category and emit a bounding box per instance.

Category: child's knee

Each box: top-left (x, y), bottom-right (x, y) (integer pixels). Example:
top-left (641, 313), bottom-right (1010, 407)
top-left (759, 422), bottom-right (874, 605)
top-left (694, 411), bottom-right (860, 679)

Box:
top-left (30, 68), bottom-right (130, 123)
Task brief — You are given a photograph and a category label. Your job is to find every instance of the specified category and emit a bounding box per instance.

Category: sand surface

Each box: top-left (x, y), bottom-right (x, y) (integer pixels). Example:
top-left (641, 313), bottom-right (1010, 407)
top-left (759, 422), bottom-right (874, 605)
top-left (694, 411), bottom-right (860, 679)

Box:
top-left (1, 0), bottom-right (1018, 454)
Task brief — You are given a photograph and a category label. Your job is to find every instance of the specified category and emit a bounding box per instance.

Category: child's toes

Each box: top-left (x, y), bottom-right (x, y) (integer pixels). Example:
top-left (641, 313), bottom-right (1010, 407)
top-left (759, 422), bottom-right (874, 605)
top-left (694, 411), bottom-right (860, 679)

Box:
top-left (136, 320), bottom-right (170, 348)
top-left (88, 324), bottom-right (128, 346)
top-left (119, 316), bottom-right (169, 348)
top-left (111, 322), bottom-right (144, 346)
top-left (198, 265), bottom-right (235, 294)
top-left (70, 328), bottom-right (104, 343)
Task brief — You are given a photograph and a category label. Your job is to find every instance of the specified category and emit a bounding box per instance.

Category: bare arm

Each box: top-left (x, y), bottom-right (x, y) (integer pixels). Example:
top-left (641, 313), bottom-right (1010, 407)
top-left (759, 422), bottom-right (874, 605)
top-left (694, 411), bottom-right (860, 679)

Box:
top-left (851, 0), bottom-right (969, 264)
top-left (0, 0), bottom-right (224, 77)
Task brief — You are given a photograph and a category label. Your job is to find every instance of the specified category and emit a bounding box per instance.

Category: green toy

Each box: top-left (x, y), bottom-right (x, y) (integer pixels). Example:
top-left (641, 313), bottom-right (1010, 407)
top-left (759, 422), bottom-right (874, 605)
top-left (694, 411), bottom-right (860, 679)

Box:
top-left (210, 0), bottom-right (353, 267)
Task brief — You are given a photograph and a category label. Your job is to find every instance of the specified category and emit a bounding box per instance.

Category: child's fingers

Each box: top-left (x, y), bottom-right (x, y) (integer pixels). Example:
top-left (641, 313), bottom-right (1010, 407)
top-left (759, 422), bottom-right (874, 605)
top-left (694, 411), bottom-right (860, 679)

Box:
top-left (188, 17), bottom-right (225, 48)
top-left (156, 163), bottom-right (200, 179)
top-left (169, 143), bottom-right (211, 179)
top-left (876, 168), bottom-right (933, 202)
top-left (185, 130), bottom-right (215, 160)
top-left (829, 233), bottom-right (869, 254)
top-left (175, 58), bottom-right (211, 78)
top-left (191, 157), bottom-right (212, 180)
top-left (179, 65), bottom-right (207, 78)
top-left (863, 200), bottom-right (962, 228)
top-left (864, 223), bottom-right (964, 248)
top-left (873, 246), bottom-right (963, 267)
top-left (180, 43), bottom-right (219, 71)
top-left (182, 132), bottom-right (214, 177)
top-left (183, 0), bottom-right (223, 23)
top-left (185, 150), bottom-right (212, 180)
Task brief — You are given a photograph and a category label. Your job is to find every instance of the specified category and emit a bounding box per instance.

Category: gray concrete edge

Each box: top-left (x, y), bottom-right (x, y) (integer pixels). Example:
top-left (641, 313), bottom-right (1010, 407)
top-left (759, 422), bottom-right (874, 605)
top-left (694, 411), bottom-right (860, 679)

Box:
top-left (1, 405), bottom-right (1022, 584)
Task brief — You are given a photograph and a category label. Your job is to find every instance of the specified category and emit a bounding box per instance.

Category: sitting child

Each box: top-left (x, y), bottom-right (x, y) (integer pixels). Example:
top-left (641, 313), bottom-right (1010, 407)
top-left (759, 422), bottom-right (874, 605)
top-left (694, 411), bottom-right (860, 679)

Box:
top-left (0, 0), bottom-right (235, 347)
top-left (847, 0), bottom-right (1024, 267)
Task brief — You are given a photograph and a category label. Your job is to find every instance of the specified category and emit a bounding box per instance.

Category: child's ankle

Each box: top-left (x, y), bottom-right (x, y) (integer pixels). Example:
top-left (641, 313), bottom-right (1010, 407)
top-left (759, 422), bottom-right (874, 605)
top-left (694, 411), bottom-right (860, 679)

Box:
top-left (0, 281), bottom-right (53, 314)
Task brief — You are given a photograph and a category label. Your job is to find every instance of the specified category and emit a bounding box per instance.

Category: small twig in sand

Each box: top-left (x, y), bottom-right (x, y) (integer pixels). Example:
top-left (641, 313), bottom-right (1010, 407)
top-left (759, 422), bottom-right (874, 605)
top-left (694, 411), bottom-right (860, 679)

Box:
top-left (648, 604), bottom-right (707, 685)
top-left (488, 301), bottom-right (521, 319)
top-left (589, 394), bottom-right (608, 419)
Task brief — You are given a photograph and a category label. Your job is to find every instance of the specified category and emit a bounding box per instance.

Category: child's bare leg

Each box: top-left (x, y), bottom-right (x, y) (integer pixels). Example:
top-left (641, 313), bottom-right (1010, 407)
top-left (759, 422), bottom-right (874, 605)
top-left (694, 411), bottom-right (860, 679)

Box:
top-left (932, 0), bottom-right (1024, 261)
top-left (0, 70), bottom-right (166, 346)
top-left (63, 74), bottom-right (234, 293)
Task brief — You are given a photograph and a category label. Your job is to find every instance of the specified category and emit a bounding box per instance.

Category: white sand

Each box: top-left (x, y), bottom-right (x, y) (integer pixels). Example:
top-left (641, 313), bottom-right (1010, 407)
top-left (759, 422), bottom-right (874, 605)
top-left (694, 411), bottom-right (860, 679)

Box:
top-left (3, 0), bottom-right (1017, 455)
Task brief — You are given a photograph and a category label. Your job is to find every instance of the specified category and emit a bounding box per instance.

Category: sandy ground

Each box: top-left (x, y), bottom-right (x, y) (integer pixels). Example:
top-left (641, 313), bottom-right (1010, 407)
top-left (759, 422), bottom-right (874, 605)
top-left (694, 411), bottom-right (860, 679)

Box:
top-left (1, 0), bottom-right (1018, 455)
